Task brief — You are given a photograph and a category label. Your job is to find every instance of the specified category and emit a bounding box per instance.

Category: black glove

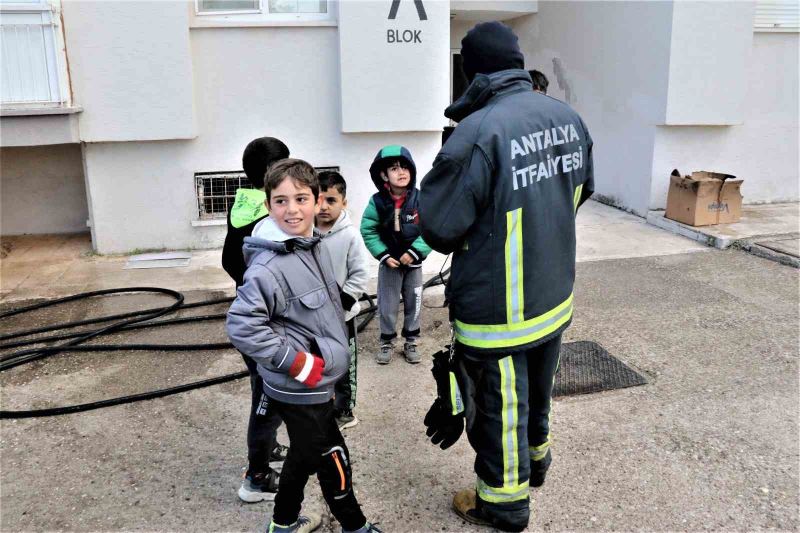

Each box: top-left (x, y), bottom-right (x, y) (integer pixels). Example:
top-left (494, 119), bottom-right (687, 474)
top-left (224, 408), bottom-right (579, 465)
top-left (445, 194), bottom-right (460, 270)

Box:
top-left (423, 346), bottom-right (465, 450)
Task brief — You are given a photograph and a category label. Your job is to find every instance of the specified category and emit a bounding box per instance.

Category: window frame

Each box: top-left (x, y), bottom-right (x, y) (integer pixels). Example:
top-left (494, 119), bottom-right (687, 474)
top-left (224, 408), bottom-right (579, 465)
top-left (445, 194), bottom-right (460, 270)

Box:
top-left (194, 0), bottom-right (334, 23)
top-left (193, 166), bottom-right (340, 221)
top-left (0, 0), bottom-right (71, 108)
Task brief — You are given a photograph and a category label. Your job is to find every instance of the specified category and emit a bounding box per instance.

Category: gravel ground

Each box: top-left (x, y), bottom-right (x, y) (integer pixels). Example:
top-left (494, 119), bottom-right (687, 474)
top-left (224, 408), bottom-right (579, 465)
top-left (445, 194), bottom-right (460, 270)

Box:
top-left (1, 248), bottom-right (798, 532)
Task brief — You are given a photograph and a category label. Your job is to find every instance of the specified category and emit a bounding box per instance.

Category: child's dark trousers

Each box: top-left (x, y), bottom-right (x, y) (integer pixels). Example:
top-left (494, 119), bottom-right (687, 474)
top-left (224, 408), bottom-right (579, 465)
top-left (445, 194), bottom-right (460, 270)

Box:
top-left (270, 399), bottom-right (366, 531)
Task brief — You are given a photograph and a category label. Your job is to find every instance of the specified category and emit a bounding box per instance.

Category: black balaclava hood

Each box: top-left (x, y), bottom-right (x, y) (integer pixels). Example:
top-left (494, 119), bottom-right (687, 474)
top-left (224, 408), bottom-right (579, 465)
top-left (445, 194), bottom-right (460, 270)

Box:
top-left (460, 21), bottom-right (524, 82)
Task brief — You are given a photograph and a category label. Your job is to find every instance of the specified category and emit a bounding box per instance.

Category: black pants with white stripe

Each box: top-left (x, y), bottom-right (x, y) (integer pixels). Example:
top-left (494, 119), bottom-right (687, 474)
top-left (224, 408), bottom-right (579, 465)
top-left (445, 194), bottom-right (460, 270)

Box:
top-left (242, 353), bottom-right (282, 473)
top-left (334, 318), bottom-right (358, 412)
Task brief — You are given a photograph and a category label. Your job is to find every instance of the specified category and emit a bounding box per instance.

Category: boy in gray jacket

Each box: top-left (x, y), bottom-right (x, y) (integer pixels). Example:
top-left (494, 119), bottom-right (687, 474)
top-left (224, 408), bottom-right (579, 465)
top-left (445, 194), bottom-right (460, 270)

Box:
top-left (227, 159), bottom-right (378, 533)
top-left (316, 171), bottom-right (369, 431)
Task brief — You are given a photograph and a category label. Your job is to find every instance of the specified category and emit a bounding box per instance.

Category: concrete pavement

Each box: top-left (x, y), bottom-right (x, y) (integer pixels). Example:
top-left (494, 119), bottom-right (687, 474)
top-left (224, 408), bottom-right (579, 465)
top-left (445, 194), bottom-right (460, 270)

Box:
top-left (1, 200), bottom-right (798, 532)
top-left (647, 202), bottom-right (799, 250)
top-left (1, 200), bottom-right (710, 302)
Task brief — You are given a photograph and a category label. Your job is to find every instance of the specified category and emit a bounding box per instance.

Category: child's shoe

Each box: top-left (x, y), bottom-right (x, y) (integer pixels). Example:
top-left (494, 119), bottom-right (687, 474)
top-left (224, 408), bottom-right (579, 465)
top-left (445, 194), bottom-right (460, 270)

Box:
top-left (335, 408), bottom-right (359, 430)
top-left (270, 441), bottom-right (289, 462)
top-left (238, 468), bottom-right (279, 503)
top-left (270, 441), bottom-right (289, 472)
top-left (342, 522), bottom-right (383, 533)
top-left (403, 341), bottom-right (421, 364)
top-left (376, 343), bottom-right (392, 365)
top-left (266, 513), bottom-right (321, 533)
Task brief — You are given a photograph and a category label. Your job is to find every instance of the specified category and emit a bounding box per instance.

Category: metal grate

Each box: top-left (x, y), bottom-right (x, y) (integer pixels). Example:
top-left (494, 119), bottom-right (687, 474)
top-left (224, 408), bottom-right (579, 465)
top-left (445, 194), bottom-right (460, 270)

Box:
top-left (553, 341), bottom-right (647, 397)
top-left (195, 171), bottom-right (251, 219)
top-left (194, 166), bottom-right (341, 220)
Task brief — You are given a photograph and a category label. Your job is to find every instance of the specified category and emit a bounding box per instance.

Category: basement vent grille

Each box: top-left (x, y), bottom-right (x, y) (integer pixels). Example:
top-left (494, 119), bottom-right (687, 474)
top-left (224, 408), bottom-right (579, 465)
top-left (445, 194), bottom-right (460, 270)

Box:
top-left (194, 167), bottom-right (340, 220)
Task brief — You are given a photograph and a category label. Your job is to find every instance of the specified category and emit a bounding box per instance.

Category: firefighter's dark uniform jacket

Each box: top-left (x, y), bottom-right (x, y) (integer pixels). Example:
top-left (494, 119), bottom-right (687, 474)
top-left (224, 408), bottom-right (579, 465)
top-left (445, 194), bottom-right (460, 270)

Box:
top-left (420, 69), bottom-right (594, 355)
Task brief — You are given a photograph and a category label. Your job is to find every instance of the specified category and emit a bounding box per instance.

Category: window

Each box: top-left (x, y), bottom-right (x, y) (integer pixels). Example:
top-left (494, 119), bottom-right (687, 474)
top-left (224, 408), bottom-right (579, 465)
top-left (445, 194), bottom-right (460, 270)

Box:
top-left (268, 0), bottom-right (326, 14)
top-left (195, 0), bottom-right (330, 20)
top-left (754, 0), bottom-right (799, 32)
top-left (194, 166), bottom-right (339, 220)
top-left (195, 171), bottom-right (248, 220)
top-left (0, 0), bottom-right (69, 107)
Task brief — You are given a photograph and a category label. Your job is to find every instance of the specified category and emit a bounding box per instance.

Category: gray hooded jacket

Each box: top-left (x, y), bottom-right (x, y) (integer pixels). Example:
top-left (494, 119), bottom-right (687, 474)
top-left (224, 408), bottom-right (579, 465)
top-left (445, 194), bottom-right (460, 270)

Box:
top-left (319, 209), bottom-right (369, 312)
top-left (226, 217), bottom-right (349, 404)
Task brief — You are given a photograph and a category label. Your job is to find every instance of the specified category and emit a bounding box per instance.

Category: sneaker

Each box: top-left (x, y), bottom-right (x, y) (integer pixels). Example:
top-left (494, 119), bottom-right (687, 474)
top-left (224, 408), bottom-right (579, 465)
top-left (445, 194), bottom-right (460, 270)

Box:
top-left (403, 342), bottom-right (421, 364)
top-left (342, 522), bottom-right (382, 533)
top-left (335, 409), bottom-right (359, 430)
top-left (452, 489), bottom-right (529, 532)
top-left (376, 344), bottom-right (392, 365)
top-left (530, 449), bottom-right (552, 488)
top-left (270, 441), bottom-right (289, 462)
top-left (267, 513), bottom-right (321, 533)
top-left (238, 469), bottom-right (279, 503)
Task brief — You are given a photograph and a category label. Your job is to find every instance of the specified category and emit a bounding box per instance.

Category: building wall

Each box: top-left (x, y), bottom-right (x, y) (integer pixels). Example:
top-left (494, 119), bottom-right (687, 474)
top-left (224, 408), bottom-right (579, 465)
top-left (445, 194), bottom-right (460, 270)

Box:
top-left (651, 32), bottom-right (800, 208)
top-left (338, 0), bottom-right (449, 132)
top-left (60, 1), bottom-right (196, 142)
top-left (509, 1), bottom-right (675, 216)
top-left (664, 1), bottom-right (754, 125)
top-left (85, 26), bottom-right (441, 253)
top-left (0, 144), bottom-right (88, 235)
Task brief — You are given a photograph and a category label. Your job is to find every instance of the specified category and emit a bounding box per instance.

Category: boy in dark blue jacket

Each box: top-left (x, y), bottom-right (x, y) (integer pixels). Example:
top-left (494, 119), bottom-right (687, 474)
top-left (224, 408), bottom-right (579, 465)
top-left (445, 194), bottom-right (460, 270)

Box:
top-left (221, 136), bottom-right (290, 503)
top-left (360, 145), bottom-right (431, 365)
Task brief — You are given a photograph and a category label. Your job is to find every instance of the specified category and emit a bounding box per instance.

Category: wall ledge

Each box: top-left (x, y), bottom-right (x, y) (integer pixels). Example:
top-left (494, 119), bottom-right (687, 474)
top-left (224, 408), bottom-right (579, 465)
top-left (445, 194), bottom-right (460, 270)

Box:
top-left (191, 218), bottom-right (227, 227)
top-left (190, 19), bottom-right (337, 29)
top-left (1, 106), bottom-right (83, 117)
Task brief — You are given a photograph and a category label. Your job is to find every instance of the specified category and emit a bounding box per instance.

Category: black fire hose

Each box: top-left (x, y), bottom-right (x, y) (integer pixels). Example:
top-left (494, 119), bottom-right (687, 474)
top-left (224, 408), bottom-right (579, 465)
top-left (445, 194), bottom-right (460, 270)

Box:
top-left (0, 268), bottom-right (449, 419)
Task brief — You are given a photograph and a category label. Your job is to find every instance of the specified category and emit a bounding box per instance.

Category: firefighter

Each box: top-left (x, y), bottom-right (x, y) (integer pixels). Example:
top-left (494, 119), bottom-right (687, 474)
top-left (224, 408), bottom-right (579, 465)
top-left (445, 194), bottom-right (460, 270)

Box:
top-left (419, 21), bottom-right (594, 532)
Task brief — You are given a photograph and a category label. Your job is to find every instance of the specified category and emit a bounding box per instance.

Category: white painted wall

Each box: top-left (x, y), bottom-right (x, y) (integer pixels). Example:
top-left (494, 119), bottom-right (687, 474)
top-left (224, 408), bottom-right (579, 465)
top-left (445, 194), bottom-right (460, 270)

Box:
top-left (651, 32), bottom-right (800, 208)
top-left (61, 1), bottom-right (196, 142)
top-left (85, 26), bottom-right (441, 253)
top-left (0, 144), bottom-right (89, 235)
top-left (450, 0), bottom-right (538, 21)
top-left (664, 2), bottom-right (755, 125)
top-left (509, 1), bottom-right (675, 216)
top-left (338, 0), bottom-right (449, 132)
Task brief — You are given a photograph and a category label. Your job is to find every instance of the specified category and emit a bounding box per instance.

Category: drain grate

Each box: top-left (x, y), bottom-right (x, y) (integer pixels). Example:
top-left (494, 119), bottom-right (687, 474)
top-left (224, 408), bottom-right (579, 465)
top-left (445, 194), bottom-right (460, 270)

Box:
top-left (553, 341), bottom-right (647, 397)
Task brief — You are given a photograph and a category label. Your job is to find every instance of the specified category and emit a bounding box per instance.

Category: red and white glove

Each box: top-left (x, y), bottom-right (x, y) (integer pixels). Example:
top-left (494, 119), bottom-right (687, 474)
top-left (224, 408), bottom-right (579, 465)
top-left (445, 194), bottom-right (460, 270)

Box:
top-left (288, 352), bottom-right (324, 387)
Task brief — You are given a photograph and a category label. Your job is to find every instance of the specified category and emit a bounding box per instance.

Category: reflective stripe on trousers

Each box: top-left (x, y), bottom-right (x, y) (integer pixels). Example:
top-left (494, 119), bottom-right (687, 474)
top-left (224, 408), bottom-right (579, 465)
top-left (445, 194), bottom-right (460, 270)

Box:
top-left (462, 336), bottom-right (563, 507)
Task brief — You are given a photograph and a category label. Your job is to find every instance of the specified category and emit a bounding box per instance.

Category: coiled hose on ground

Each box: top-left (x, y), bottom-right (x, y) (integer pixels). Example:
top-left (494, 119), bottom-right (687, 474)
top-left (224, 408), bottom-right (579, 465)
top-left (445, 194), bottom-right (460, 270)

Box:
top-left (0, 268), bottom-right (449, 419)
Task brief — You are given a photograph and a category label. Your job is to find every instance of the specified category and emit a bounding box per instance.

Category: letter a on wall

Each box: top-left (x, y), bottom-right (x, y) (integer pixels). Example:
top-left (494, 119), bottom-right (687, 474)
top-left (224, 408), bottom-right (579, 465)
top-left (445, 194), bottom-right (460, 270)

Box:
top-left (388, 0), bottom-right (427, 20)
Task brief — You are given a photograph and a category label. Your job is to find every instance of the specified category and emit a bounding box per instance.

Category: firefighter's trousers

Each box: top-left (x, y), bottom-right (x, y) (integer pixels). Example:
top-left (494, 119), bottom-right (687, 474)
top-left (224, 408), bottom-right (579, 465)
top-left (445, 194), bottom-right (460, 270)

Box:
top-left (461, 334), bottom-right (562, 514)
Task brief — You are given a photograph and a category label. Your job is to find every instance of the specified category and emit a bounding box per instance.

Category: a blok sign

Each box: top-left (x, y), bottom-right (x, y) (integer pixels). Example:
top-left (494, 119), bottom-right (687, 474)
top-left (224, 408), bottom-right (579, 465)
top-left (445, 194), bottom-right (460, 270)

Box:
top-left (387, 0), bottom-right (426, 43)
top-left (388, 29), bottom-right (422, 43)
top-left (337, 0), bottom-right (448, 132)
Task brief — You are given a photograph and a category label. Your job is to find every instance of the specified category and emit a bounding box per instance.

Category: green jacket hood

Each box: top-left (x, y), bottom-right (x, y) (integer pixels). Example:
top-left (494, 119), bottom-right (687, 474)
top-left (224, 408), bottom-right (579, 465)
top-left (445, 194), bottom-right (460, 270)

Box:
top-left (368, 145), bottom-right (418, 191)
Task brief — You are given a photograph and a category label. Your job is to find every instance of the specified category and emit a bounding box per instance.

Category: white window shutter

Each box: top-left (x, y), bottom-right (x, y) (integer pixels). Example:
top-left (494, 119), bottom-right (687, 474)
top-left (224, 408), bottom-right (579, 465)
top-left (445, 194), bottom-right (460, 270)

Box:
top-left (0, 7), bottom-right (64, 105)
top-left (754, 0), bottom-right (800, 32)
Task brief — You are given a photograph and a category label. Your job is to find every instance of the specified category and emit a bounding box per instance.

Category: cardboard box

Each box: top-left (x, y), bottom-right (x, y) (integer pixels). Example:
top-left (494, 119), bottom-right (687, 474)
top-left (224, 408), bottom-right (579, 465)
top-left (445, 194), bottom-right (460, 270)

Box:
top-left (665, 169), bottom-right (743, 226)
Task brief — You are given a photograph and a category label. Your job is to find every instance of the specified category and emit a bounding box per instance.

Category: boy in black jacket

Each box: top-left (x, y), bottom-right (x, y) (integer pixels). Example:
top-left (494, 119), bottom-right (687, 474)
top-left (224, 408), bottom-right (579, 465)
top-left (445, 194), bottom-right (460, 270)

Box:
top-left (222, 136), bottom-right (290, 503)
